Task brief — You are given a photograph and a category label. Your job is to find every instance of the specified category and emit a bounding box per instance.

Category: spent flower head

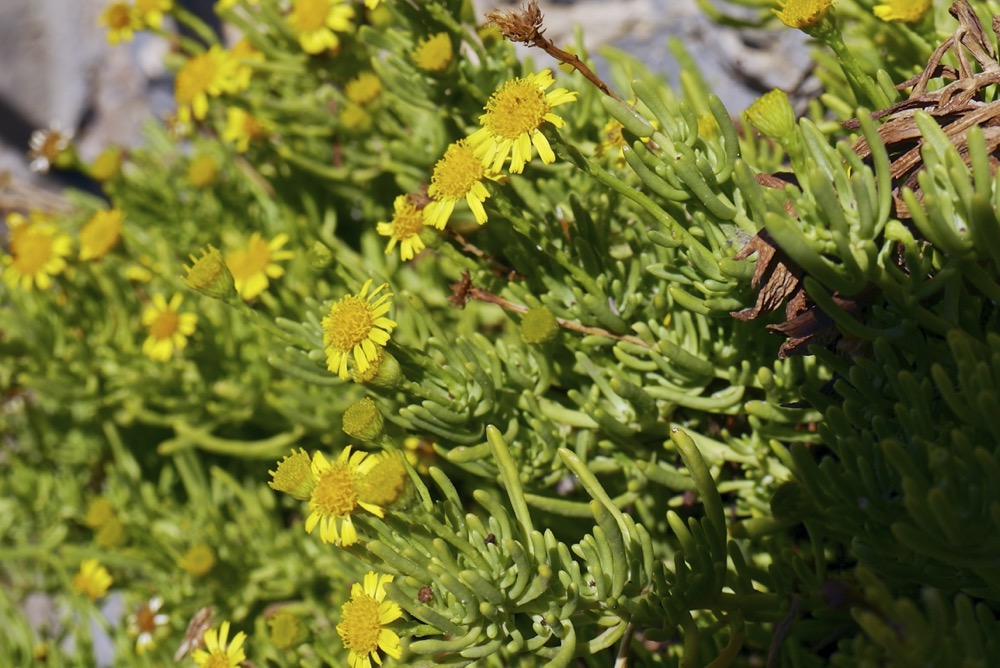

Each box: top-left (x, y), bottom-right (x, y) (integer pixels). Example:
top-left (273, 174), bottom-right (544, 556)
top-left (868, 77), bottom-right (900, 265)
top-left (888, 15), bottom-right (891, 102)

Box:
top-left (322, 279), bottom-right (397, 380)
top-left (873, 0), bottom-right (931, 22)
top-left (141, 293), bottom-right (198, 362)
top-left (28, 124), bottom-right (74, 173)
top-left (191, 621), bottom-right (246, 668)
top-left (337, 571), bottom-right (403, 668)
top-left (80, 208), bottom-right (124, 261)
top-left (2, 212), bottom-right (72, 290)
top-left (288, 0), bottom-right (355, 54)
top-left (468, 69), bottom-right (577, 174)
top-left (269, 448), bottom-right (318, 500)
top-left (184, 245), bottom-right (238, 302)
top-left (127, 597), bottom-right (169, 655)
top-left (306, 447), bottom-right (383, 546)
top-left (772, 0), bottom-right (833, 29)
top-left (73, 559), bottom-right (113, 600)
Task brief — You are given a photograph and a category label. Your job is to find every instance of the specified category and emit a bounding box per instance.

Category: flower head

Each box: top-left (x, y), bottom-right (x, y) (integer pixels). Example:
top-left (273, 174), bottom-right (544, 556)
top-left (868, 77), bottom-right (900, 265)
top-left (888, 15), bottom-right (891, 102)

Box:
top-left (100, 1), bottom-right (141, 44)
top-left (873, 0), bottom-right (931, 22)
top-left (73, 559), bottom-right (113, 600)
top-left (413, 32), bottom-right (453, 73)
top-left (377, 195), bottom-right (429, 260)
top-left (183, 245), bottom-right (237, 301)
top-left (269, 449), bottom-right (317, 500)
top-left (223, 107), bottom-right (272, 152)
top-left (745, 89), bottom-right (798, 144)
top-left (2, 212), bottom-right (72, 290)
top-left (345, 72), bottom-right (382, 106)
top-left (174, 46), bottom-right (240, 123)
top-left (90, 146), bottom-right (124, 181)
top-left (135, 0), bottom-right (173, 29)
top-left (351, 348), bottom-right (402, 388)
top-left (141, 293), bottom-right (198, 362)
top-left (28, 124), bottom-right (74, 173)
top-left (306, 447), bottom-right (383, 545)
top-left (187, 153), bottom-right (219, 187)
top-left (356, 450), bottom-right (408, 508)
top-left (269, 609), bottom-right (305, 650)
top-left (225, 232), bottom-right (293, 300)
top-left (425, 139), bottom-right (497, 229)
top-left (127, 597), bottom-right (169, 655)
top-left (229, 37), bottom-right (261, 90)
top-left (179, 543), bottom-right (217, 576)
top-left (192, 621), bottom-right (246, 668)
top-left (80, 208), bottom-right (124, 261)
top-left (521, 306), bottom-right (559, 343)
top-left (341, 103), bottom-right (371, 132)
top-left (322, 279), bottom-right (397, 380)
top-left (772, 0), bottom-right (833, 29)
top-left (337, 572), bottom-right (403, 668)
top-left (288, 0), bottom-right (355, 55)
top-left (468, 69), bottom-right (577, 174)
top-left (342, 397), bottom-right (384, 443)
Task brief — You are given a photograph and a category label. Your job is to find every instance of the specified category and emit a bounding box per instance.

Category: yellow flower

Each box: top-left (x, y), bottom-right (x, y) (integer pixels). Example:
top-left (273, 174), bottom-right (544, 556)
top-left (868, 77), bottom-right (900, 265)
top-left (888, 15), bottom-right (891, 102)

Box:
top-left (364, 0), bottom-right (381, 8)
top-left (772, 0), bottom-right (833, 29)
top-left (424, 139), bottom-right (496, 229)
top-left (269, 448), bottom-right (316, 500)
top-left (356, 450), bottom-right (408, 508)
top-left (413, 32), bottom-right (452, 73)
top-left (83, 497), bottom-right (116, 528)
top-left (229, 37), bottom-right (261, 90)
top-left (89, 146), bottom-right (123, 181)
top-left (341, 103), bottom-right (371, 132)
top-left (192, 621), bottom-right (247, 668)
top-left (468, 69), bottom-right (577, 174)
top-left (403, 435), bottom-right (435, 475)
top-left (322, 279), bottom-right (397, 379)
top-left (377, 195), bottom-right (428, 261)
top-left (873, 0), bottom-right (931, 22)
top-left (225, 232), bottom-right (294, 300)
top-left (141, 293), bottom-right (198, 362)
top-left (187, 153), bottom-right (219, 187)
top-left (100, 1), bottom-right (141, 44)
top-left (28, 124), bottom-right (74, 173)
top-left (596, 118), bottom-right (627, 163)
top-left (79, 208), bottom-right (124, 261)
top-left (288, 0), bottom-right (355, 55)
top-left (345, 72), bottom-right (382, 106)
top-left (305, 447), bottom-right (383, 546)
top-left (223, 107), bottom-right (272, 152)
top-left (135, 0), bottom-right (173, 29)
top-left (337, 572), bottom-right (403, 668)
top-left (72, 559), bottom-right (113, 601)
top-left (178, 543), bottom-right (217, 576)
top-left (174, 46), bottom-right (240, 123)
top-left (2, 212), bottom-right (72, 290)
top-left (126, 597), bottom-right (169, 655)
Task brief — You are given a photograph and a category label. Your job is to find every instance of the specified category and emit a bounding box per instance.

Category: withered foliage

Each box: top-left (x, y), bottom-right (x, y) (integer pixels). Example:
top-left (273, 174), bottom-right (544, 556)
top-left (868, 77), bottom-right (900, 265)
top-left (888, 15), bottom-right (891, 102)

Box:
top-left (733, 0), bottom-right (997, 358)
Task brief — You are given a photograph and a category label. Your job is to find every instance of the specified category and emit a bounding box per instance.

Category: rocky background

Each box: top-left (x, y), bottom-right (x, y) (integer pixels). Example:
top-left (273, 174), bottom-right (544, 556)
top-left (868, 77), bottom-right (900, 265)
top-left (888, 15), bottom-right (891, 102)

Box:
top-left (0, 0), bottom-right (809, 198)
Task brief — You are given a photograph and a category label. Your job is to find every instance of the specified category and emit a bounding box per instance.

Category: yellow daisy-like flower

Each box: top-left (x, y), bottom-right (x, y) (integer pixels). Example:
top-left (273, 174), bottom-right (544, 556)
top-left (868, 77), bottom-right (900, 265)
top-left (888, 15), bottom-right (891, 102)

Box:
top-left (178, 543), bottom-right (216, 576)
top-left (322, 279), bottom-right (397, 379)
top-left (223, 107), bottom-right (272, 152)
top-left (229, 37), bottom-right (262, 90)
top-left (2, 212), bottom-right (72, 290)
top-left (772, 0), bottom-right (833, 29)
top-left (345, 72), bottom-right (382, 106)
top-left (126, 597), bottom-right (169, 655)
top-left (425, 139), bottom-right (497, 229)
top-left (468, 69), bottom-right (577, 175)
top-left (174, 46), bottom-right (240, 124)
top-left (192, 621), bottom-right (247, 668)
top-left (288, 0), bottom-right (355, 55)
top-left (72, 559), bottom-right (113, 601)
top-left (341, 103), bottom-right (371, 132)
top-left (377, 195), bottom-right (428, 261)
top-left (225, 232), bottom-right (294, 300)
top-left (337, 572), bottom-right (403, 668)
top-left (99, 1), bottom-right (141, 44)
top-left (79, 208), bottom-right (124, 261)
top-left (413, 32), bottom-right (452, 73)
top-left (135, 0), bottom-right (173, 29)
top-left (873, 0), bottom-right (931, 22)
top-left (306, 447), bottom-right (383, 546)
top-left (141, 293), bottom-right (198, 362)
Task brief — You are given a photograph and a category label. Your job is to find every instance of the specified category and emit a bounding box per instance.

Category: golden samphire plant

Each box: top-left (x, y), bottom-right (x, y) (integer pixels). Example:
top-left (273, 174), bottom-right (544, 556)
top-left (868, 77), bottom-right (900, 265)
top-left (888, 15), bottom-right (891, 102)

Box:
top-left (4, 0), bottom-right (1000, 665)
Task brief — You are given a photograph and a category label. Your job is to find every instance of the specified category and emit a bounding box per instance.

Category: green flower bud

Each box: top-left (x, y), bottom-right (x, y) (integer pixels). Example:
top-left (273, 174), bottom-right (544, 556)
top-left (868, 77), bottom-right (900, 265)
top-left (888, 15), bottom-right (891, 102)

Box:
top-left (183, 245), bottom-right (238, 303)
top-left (521, 307), bottom-right (559, 344)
